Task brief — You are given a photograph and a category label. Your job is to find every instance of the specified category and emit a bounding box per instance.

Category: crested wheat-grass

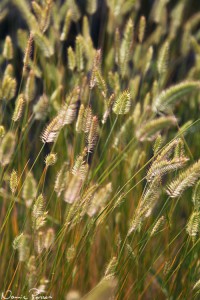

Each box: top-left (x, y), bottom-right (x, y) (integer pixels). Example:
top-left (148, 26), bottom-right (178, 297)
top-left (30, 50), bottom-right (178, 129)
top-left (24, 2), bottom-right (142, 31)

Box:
top-left (1, 1), bottom-right (200, 298)
top-left (167, 160), bottom-right (200, 198)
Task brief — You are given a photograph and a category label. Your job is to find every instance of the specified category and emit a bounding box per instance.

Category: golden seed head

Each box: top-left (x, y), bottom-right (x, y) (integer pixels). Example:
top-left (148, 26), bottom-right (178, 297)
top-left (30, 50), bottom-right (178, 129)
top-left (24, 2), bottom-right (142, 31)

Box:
top-left (45, 153), bottom-right (57, 167)
top-left (44, 228), bottom-right (55, 249)
top-left (3, 36), bottom-right (13, 60)
top-left (10, 169), bottom-right (18, 194)
top-left (12, 94), bottom-right (24, 122)
top-left (0, 126), bottom-right (5, 138)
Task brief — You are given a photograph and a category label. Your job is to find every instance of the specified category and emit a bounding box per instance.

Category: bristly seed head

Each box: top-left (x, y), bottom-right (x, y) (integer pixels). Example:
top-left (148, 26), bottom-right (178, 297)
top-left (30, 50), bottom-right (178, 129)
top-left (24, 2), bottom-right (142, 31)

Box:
top-left (45, 153), bottom-right (57, 167)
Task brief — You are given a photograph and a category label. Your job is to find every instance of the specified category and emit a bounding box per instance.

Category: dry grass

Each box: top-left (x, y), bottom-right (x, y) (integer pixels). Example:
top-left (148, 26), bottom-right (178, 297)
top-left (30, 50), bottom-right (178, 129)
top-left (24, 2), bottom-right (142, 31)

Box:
top-left (0, 0), bottom-right (200, 299)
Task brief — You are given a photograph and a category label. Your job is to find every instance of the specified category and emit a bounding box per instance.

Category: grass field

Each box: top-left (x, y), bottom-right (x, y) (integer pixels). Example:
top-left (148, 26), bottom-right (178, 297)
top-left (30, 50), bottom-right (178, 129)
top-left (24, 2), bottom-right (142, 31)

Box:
top-left (1, 0), bottom-right (200, 299)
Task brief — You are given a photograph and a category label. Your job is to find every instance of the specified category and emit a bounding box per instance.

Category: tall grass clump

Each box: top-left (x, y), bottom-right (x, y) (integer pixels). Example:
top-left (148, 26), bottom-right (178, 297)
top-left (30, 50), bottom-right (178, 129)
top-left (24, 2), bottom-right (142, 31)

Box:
top-left (1, 0), bottom-right (200, 299)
